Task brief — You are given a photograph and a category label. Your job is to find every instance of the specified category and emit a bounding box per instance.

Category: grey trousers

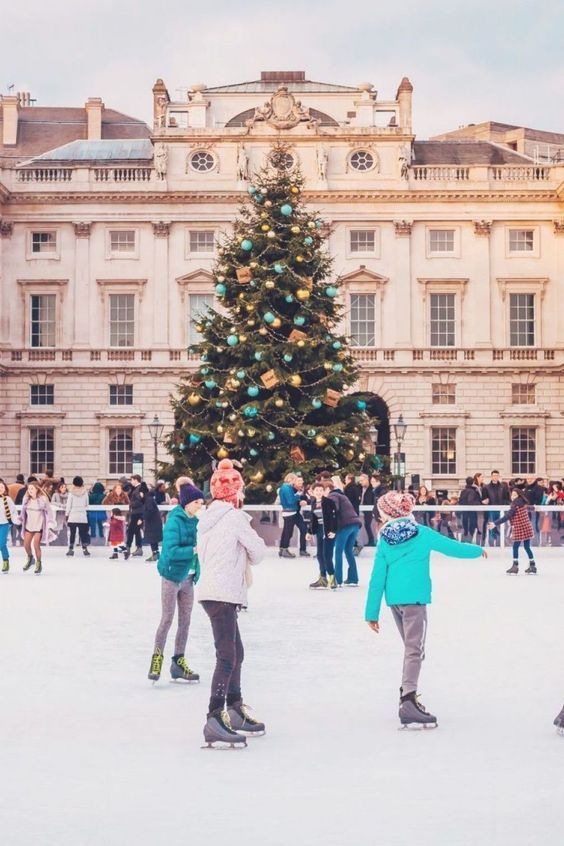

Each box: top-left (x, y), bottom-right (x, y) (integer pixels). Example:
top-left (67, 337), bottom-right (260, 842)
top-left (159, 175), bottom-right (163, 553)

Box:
top-left (154, 575), bottom-right (194, 655)
top-left (390, 604), bottom-right (427, 696)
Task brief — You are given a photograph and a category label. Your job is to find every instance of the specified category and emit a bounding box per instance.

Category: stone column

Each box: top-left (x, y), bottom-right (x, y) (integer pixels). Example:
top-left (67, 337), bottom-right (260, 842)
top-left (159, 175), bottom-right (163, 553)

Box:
top-left (393, 221), bottom-right (413, 347)
top-left (473, 221), bottom-right (492, 348)
top-left (73, 223), bottom-right (91, 348)
top-left (152, 222), bottom-right (170, 347)
top-left (0, 222), bottom-right (13, 348)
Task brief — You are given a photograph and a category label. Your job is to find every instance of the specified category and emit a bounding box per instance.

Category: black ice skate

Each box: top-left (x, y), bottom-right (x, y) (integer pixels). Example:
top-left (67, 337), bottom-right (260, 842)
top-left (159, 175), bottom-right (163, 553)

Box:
top-left (279, 549), bottom-right (295, 559)
top-left (553, 705), bottom-right (564, 736)
top-left (109, 552), bottom-right (118, 560)
top-left (148, 648), bottom-right (163, 682)
top-left (506, 562), bottom-right (519, 575)
top-left (23, 555), bottom-right (35, 571)
top-left (170, 655), bottom-right (199, 683)
top-left (328, 575), bottom-right (337, 590)
top-left (66, 547), bottom-right (74, 557)
top-left (132, 548), bottom-right (143, 557)
top-left (2, 559), bottom-right (9, 574)
top-left (524, 562), bottom-right (537, 574)
top-left (227, 701), bottom-right (266, 736)
top-left (309, 576), bottom-right (328, 589)
top-left (202, 710), bottom-right (247, 749)
top-left (399, 691), bottom-right (438, 730)
top-left (82, 546), bottom-right (90, 557)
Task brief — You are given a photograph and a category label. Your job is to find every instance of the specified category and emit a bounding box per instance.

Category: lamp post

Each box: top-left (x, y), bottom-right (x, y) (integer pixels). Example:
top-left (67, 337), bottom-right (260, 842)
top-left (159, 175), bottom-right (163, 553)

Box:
top-left (392, 414), bottom-right (407, 491)
top-left (147, 415), bottom-right (164, 486)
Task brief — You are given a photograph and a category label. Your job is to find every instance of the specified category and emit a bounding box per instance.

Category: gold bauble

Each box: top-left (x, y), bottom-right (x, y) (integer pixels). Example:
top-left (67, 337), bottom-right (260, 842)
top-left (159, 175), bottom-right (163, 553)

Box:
top-left (259, 327), bottom-right (268, 336)
top-left (231, 379), bottom-right (240, 388)
top-left (297, 340), bottom-right (305, 347)
top-left (265, 280), bottom-right (275, 289)
top-left (217, 425), bottom-right (224, 433)
top-left (217, 447), bottom-right (229, 459)
top-left (274, 398), bottom-right (284, 408)
top-left (250, 470), bottom-right (264, 483)
top-left (291, 186), bottom-right (300, 194)
top-left (296, 288), bottom-right (310, 300)
top-left (272, 317), bottom-right (282, 329)
top-left (288, 374), bottom-right (302, 387)
top-left (188, 393), bottom-right (201, 406)
top-left (296, 255), bottom-right (304, 263)
top-left (250, 261), bottom-right (258, 269)
top-left (238, 292), bottom-right (245, 300)
top-left (323, 362), bottom-right (332, 370)
top-left (247, 427), bottom-right (256, 437)
top-left (346, 449), bottom-right (355, 460)
top-left (267, 231), bottom-right (276, 239)
top-left (291, 225), bottom-right (300, 234)
top-left (261, 224), bottom-right (270, 232)
top-left (247, 319), bottom-right (255, 327)
top-left (195, 323), bottom-right (204, 334)
top-left (307, 221), bottom-right (316, 230)
top-left (315, 435), bottom-right (328, 447)
top-left (237, 430), bottom-right (245, 437)
top-left (246, 303), bottom-right (255, 311)
top-left (264, 200), bottom-right (272, 208)
top-left (239, 334), bottom-right (248, 342)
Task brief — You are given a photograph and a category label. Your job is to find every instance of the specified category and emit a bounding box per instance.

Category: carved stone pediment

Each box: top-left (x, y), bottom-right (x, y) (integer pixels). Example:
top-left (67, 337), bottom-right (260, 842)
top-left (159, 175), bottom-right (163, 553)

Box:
top-left (247, 86), bottom-right (313, 130)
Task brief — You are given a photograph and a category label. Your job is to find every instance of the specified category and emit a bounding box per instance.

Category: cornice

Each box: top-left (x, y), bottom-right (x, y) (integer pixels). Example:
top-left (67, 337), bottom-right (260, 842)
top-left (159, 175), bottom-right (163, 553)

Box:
top-left (418, 411), bottom-right (471, 418)
top-left (15, 410), bottom-right (67, 419)
top-left (499, 410), bottom-right (551, 418)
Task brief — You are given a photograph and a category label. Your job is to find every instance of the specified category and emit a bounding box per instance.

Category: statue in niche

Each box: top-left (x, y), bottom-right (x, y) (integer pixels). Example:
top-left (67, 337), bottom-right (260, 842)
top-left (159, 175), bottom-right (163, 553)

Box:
top-left (316, 145), bottom-right (329, 181)
top-left (154, 143), bottom-right (168, 179)
top-left (237, 144), bottom-right (249, 181)
top-left (398, 144), bottom-right (411, 179)
top-left (154, 94), bottom-right (168, 129)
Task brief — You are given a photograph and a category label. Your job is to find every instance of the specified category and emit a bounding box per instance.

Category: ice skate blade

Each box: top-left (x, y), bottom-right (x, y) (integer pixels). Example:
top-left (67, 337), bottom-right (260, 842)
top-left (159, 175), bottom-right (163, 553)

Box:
top-left (399, 722), bottom-right (438, 731)
top-left (236, 729), bottom-right (266, 737)
top-left (169, 678), bottom-right (200, 684)
top-left (201, 740), bottom-right (247, 750)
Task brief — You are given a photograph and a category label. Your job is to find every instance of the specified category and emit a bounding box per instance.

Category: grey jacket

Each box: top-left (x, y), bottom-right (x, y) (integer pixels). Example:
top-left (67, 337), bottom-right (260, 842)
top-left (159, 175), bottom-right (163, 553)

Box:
top-left (65, 487), bottom-right (89, 524)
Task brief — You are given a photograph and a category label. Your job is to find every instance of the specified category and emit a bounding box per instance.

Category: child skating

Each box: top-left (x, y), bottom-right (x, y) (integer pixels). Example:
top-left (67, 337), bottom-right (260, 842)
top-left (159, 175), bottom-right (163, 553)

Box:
top-left (107, 508), bottom-right (126, 559)
top-left (488, 488), bottom-right (536, 574)
top-left (365, 491), bottom-right (486, 729)
top-left (148, 483), bottom-right (205, 684)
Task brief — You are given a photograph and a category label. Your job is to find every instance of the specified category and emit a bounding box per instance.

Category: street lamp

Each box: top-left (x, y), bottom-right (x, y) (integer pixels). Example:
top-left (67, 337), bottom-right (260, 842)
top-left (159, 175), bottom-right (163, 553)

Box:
top-left (147, 415), bottom-right (164, 485)
top-left (392, 414), bottom-right (407, 491)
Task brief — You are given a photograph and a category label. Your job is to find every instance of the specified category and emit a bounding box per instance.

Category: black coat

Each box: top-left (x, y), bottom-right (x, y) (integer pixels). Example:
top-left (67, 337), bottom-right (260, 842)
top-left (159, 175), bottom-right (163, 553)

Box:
top-left (343, 483), bottom-right (361, 515)
top-left (129, 485), bottom-right (145, 517)
top-left (143, 494), bottom-right (163, 545)
top-left (359, 485), bottom-right (375, 507)
top-left (525, 482), bottom-right (544, 506)
top-left (323, 490), bottom-right (362, 534)
top-left (485, 481), bottom-right (510, 506)
top-left (459, 486), bottom-right (481, 507)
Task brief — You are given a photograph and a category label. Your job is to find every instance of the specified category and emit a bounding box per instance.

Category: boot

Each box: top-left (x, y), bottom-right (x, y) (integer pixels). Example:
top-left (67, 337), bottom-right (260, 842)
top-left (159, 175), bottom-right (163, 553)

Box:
top-left (148, 648), bottom-right (163, 682)
top-left (132, 547), bottom-right (144, 557)
top-left (553, 704), bottom-right (564, 734)
top-left (82, 546), bottom-right (90, 557)
top-left (309, 575), bottom-right (328, 589)
top-left (227, 700), bottom-right (266, 736)
top-left (145, 553), bottom-right (157, 563)
top-left (23, 555), bottom-right (35, 571)
top-left (327, 574), bottom-right (338, 590)
top-left (299, 550), bottom-right (311, 557)
top-left (170, 655), bottom-right (200, 683)
top-left (66, 547), bottom-right (74, 557)
top-left (109, 552), bottom-right (118, 560)
top-left (399, 691), bottom-right (438, 729)
top-left (203, 709), bottom-right (247, 748)
top-left (524, 561), bottom-right (537, 575)
top-left (2, 559), bottom-right (9, 574)
top-left (34, 558), bottom-right (42, 575)
top-left (506, 562), bottom-right (519, 575)
top-left (123, 548), bottom-right (131, 560)
top-left (279, 549), bottom-right (295, 559)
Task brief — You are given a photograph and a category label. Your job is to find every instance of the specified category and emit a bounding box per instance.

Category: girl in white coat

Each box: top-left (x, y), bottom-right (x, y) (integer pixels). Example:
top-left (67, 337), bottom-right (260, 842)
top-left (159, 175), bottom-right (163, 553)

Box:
top-left (197, 459), bottom-right (267, 748)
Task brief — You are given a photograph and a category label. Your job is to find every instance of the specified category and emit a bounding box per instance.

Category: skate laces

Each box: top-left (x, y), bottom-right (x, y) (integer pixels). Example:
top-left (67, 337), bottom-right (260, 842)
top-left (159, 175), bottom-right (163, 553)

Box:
top-left (415, 695), bottom-right (429, 714)
top-left (221, 710), bottom-right (235, 731)
top-left (176, 656), bottom-right (192, 674)
top-left (150, 651), bottom-right (163, 674)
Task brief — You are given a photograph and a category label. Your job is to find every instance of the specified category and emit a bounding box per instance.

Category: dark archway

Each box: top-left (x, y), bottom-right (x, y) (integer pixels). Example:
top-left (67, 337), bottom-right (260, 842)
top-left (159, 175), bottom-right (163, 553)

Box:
top-left (366, 395), bottom-right (390, 458)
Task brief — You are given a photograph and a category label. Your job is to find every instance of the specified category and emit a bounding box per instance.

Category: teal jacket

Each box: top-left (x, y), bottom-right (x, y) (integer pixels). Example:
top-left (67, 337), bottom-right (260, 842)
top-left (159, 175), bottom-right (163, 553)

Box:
top-left (365, 518), bottom-right (482, 621)
top-left (157, 506), bottom-right (200, 584)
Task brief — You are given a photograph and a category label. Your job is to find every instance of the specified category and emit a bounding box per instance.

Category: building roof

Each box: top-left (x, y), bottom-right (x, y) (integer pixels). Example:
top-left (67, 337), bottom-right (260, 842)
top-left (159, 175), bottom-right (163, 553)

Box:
top-left (413, 140), bottom-right (532, 165)
top-left (203, 79), bottom-right (360, 94)
top-left (0, 106), bottom-right (150, 164)
top-left (24, 138), bottom-right (154, 164)
top-left (432, 121), bottom-right (564, 144)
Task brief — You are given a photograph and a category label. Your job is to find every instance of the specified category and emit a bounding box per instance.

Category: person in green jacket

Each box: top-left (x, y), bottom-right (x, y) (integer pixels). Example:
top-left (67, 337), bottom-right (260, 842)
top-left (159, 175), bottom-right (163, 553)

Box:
top-left (148, 483), bottom-right (205, 684)
top-left (365, 490), bottom-right (486, 729)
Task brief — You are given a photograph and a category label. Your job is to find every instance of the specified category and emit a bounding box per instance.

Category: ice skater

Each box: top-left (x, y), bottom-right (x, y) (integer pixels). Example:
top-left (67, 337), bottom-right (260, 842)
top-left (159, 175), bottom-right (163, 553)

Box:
top-left (0, 479), bottom-right (20, 573)
top-left (107, 508), bottom-right (126, 559)
top-left (554, 704), bottom-right (564, 736)
top-left (197, 459), bottom-right (267, 748)
top-left (20, 481), bottom-right (57, 574)
top-left (304, 480), bottom-right (337, 589)
top-left (488, 488), bottom-right (536, 575)
top-left (365, 490), bottom-right (486, 729)
top-left (65, 476), bottom-right (91, 557)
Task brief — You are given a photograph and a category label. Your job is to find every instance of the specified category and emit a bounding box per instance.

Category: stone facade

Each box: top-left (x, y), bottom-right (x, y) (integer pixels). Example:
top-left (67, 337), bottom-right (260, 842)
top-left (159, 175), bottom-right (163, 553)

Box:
top-left (1, 74), bottom-right (563, 490)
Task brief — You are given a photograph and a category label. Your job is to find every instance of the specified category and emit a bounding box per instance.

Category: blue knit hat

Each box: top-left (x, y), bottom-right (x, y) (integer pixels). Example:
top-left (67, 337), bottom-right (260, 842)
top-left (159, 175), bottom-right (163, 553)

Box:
top-left (179, 483), bottom-right (205, 507)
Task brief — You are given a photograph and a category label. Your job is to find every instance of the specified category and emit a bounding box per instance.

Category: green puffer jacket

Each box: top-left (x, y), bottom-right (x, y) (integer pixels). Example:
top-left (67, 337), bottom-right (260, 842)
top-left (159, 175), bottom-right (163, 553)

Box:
top-left (157, 505), bottom-right (200, 584)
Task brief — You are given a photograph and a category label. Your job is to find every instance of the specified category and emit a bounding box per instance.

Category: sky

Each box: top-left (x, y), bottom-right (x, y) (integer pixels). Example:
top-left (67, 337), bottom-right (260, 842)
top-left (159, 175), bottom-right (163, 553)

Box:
top-left (2, 0), bottom-right (563, 138)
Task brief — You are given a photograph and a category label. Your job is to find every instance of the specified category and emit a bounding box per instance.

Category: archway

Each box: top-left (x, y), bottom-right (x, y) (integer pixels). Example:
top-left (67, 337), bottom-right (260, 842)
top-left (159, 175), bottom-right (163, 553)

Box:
top-left (350, 392), bottom-right (390, 472)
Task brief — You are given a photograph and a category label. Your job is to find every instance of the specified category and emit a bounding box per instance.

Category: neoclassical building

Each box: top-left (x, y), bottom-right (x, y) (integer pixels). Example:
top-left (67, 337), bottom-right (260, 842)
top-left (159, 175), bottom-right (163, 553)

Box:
top-left (1, 72), bottom-right (563, 489)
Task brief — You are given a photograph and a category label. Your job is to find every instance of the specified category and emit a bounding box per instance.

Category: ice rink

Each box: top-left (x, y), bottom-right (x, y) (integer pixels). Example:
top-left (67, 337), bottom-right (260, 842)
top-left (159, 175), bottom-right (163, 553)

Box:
top-left (0, 544), bottom-right (562, 846)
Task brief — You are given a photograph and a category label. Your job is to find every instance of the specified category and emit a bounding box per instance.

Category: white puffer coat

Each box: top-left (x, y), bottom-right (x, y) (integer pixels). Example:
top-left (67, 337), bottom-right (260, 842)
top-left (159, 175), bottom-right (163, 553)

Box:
top-left (196, 501), bottom-right (267, 606)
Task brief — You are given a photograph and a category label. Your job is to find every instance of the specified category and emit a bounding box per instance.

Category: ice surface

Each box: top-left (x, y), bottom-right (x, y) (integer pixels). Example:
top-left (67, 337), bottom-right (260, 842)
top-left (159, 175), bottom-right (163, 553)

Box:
top-left (0, 546), bottom-right (563, 846)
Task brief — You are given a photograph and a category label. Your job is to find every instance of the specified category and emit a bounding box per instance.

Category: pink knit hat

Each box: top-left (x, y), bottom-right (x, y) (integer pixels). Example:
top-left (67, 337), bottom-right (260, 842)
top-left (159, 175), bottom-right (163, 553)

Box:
top-left (210, 459), bottom-right (245, 506)
top-left (377, 491), bottom-right (415, 520)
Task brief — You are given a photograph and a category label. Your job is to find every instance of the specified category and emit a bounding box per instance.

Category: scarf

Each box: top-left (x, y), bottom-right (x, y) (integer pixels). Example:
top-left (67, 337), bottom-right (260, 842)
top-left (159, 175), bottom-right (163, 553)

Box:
top-left (2, 496), bottom-right (12, 524)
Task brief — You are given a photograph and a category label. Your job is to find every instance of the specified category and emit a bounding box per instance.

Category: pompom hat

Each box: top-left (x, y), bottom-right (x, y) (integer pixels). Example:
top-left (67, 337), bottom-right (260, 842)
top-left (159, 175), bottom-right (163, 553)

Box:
top-left (377, 491), bottom-right (415, 520)
top-left (178, 483), bottom-right (205, 507)
top-left (210, 459), bottom-right (245, 506)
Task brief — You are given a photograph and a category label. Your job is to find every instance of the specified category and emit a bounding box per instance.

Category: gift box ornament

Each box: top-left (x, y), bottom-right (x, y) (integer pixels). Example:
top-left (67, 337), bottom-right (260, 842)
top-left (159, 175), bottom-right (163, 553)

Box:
top-left (236, 267), bottom-right (252, 284)
top-left (304, 276), bottom-right (314, 290)
top-left (223, 430), bottom-right (235, 444)
top-left (260, 369), bottom-right (280, 389)
top-left (290, 445), bottom-right (306, 464)
top-left (323, 388), bottom-right (341, 408)
top-left (288, 329), bottom-right (307, 343)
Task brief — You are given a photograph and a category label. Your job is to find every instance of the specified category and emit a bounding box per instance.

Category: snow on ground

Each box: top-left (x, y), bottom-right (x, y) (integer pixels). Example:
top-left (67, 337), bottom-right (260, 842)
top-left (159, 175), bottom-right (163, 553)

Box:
top-left (0, 545), bottom-right (563, 846)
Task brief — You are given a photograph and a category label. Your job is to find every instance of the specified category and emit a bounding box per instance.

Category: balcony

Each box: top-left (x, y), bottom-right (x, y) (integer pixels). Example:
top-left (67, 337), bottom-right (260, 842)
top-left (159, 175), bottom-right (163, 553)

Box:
top-left (351, 347), bottom-right (561, 367)
top-left (408, 164), bottom-right (559, 189)
top-left (12, 165), bottom-right (158, 191)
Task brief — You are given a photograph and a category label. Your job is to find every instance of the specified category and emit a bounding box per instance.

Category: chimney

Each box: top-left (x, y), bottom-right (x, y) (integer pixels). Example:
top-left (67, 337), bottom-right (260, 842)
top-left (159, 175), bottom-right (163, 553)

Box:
top-left (396, 77), bottom-right (413, 133)
top-left (152, 78), bottom-right (170, 130)
top-left (1, 95), bottom-right (19, 146)
top-left (85, 97), bottom-right (104, 140)
top-left (260, 71), bottom-right (306, 83)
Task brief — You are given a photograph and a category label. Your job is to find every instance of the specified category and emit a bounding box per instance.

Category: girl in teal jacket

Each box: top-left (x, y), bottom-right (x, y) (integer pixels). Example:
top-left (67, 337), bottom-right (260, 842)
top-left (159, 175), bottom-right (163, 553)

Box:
top-left (365, 491), bottom-right (485, 728)
top-left (148, 483), bottom-right (205, 684)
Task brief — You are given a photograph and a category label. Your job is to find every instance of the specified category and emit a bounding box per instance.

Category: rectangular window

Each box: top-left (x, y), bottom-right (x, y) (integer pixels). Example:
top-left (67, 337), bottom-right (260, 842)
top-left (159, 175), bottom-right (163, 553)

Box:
top-left (109, 230), bottom-right (136, 253)
top-left (432, 383), bottom-right (456, 405)
top-left (189, 230), bottom-right (215, 253)
top-left (511, 384), bottom-right (536, 405)
top-left (30, 294), bottom-right (56, 348)
top-left (109, 294), bottom-right (135, 348)
top-left (431, 427), bottom-right (457, 475)
top-left (189, 294), bottom-right (214, 344)
top-left (349, 229), bottom-right (376, 253)
top-left (430, 293), bottom-right (455, 347)
top-left (108, 428), bottom-right (133, 475)
top-left (511, 427), bottom-right (536, 474)
top-left (429, 229), bottom-right (455, 253)
top-left (29, 427), bottom-right (54, 475)
top-left (109, 385), bottom-right (133, 406)
top-left (509, 293), bottom-right (535, 347)
top-left (508, 229), bottom-right (534, 252)
top-left (31, 231), bottom-right (57, 253)
top-left (30, 384), bottom-right (54, 406)
top-left (349, 293), bottom-right (376, 346)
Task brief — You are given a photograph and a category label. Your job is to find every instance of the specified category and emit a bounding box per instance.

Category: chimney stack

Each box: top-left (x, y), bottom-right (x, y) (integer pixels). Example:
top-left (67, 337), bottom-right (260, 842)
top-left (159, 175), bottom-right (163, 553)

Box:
top-left (396, 77), bottom-right (413, 133)
top-left (1, 95), bottom-right (19, 146)
top-left (85, 97), bottom-right (104, 140)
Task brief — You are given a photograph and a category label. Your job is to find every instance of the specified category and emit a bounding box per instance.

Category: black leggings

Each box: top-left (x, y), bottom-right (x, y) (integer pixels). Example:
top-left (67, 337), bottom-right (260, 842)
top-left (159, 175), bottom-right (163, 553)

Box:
top-left (126, 517), bottom-right (143, 549)
top-left (512, 539), bottom-right (534, 560)
top-left (68, 523), bottom-right (89, 547)
top-left (201, 601), bottom-right (244, 716)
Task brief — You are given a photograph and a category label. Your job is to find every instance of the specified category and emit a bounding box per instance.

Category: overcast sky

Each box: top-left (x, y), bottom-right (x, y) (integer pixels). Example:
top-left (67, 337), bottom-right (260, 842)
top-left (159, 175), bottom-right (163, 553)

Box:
top-left (3, 0), bottom-right (563, 137)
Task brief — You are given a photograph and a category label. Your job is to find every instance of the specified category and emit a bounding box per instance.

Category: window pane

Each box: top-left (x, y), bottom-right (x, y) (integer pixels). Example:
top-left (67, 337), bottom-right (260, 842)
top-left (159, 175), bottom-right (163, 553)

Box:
top-left (509, 293), bottom-right (535, 347)
top-left (189, 294), bottom-right (214, 344)
top-left (511, 428), bottom-right (536, 474)
top-left (30, 427), bottom-right (54, 475)
top-left (109, 385), bottom-right (133, 406)
top-left (431, 427), bottom-right (456, 474)
top-left (31, 232), bottom-right (57, 253)
top-left (189, 230), bottom-right (215, 252)
top-left (509, 229), bottom-right (534, 252)
top-left (429, 229), bottom-right (455, 252)
top-left (30, 294), bottom-right (56, 348)
top-left (30, 385), bottom-right (54, 406)
top-left (430, 293), bottom-right (455, 347)
top-left (109, 230), bottom-right (136, 252)
top-left (349, 230), bottom-right (376, 253)
top-left (349, 293), bottom-right (376, 347)
top-left (108, 428), bottom-right (133, 475)
top-left (109, 294), bottom-right (135, 347)
top-left (511, 384), bottom-right (535, 404)
top-left (432, 384), bottom-right (456, 405)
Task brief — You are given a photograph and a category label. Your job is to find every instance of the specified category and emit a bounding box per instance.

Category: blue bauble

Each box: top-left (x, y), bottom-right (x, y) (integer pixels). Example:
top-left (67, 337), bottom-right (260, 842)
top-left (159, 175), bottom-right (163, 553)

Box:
top-left (307, 428), bottom-right (317, 438)
top-left (247, 385), bottom-right (259, 398)
top-left (215, 400), bottom-right (223, 408)
top-left (332, 340), bottom-right (342, 350)
top-left (201, 354), bottom-right (208, 362)
top-left (227, 334), bottom-right (239, 347)
top-left (254, 351), bottom-right (263, 361)
top-left (283, 354), bottom-right (293, 363)
top-left (315, 220), bottom-right (322, 229)
top-left (293, 315), bottom-right (306, 326)
top-left (247, 185), bottom-right (257, 194)
top-left (244, 406), bottom-right (258, 418)
top-left (267, 432), bottom-right (275, 440)
top-left (215, 283), bottom-right (227, 295)
top-left (333, 437), bottom-right (340, 445)
top-left (332, 363), bottom-right (343, 372)
top-left (311, 398), bottom-right (322, 409)
top-left (356, 399), bottom-right (367, 411)
top-left (241, 239), bottom-right (253, 251)
top-left (200, 367), bottom-right (209, 375)
top-left (249, 448), bottom-right (258, 457)
top-left (280, 204), bottom-right (293, 216)
top-left (204, 379), bottom-right (217, 389)
top-left (325, 286), bottom-right (338, 298)
top-left (263, 311), bottom-right (275, 324)
top-left (285, 294), bottom-right (294, 303)
top-left (303, 236), bottom-right (313, 246)
top-left (189, 434), bottom-right (201, 445)
top-left (236, 369), bottom-right (246, 379)
top-left (274, 263), bottom-right (284, 274)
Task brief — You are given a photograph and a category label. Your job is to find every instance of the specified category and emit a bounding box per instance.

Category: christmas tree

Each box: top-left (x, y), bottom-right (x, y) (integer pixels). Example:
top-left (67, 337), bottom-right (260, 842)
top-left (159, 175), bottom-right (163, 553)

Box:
top-left (163, 146), bottom-right (371, 501)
